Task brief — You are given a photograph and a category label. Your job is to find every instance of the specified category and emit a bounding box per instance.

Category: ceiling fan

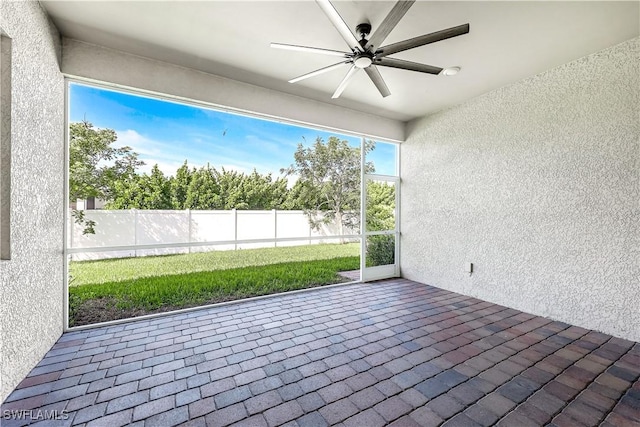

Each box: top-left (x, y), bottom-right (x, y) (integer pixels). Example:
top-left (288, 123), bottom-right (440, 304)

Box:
top-left (271, 0), bottom-right (469, 99)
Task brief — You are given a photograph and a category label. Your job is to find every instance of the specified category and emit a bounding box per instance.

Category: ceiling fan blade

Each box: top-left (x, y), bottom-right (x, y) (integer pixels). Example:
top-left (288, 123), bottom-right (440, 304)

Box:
top-left (289, 61), bottom-right (350, 83)
top-left (375, 57), bottom-right (443, 75)
top-left (365, 1), bottom-right (415, 51)
top-left (364, 65), bottom-right (391, 97)
top-left (332, 65), bottom-right (359, 99)
top-left (270, 43), bottom-right (349, 58)
top-left (316, 0), bottom-right (364, 52)
top-left (376, 23), bottom-right (469, 58)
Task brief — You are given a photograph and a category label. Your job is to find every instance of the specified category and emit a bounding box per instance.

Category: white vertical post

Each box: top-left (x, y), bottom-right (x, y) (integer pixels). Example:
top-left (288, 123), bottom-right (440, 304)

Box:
top-left (360, 137), bottom-right (366, 282)
top-left (395, 143), bottom-right (401, 277)
top-left (63, 79), bottom-right (70, 331)
top-left (68, 211), bottom-right (74, 258)
top-left (273, 209), bottom-right (277, 248)
top-left (233, 209), bottom-right (238, 251)
top-left (187, 209), bottom-right (191, 254)
top-left (133, 208), bottom-right (138, 258)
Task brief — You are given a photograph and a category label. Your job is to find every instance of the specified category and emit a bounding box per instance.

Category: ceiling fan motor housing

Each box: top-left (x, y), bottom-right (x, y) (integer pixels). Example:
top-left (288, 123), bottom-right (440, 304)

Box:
top-left (354, 53), bottom-right (373, 68)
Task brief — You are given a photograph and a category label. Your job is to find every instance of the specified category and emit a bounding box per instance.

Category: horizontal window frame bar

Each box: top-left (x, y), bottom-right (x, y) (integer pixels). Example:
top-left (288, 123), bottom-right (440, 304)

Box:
top-left (364, 173), bottom-right (399, 182)
top-left (364, 230), bottom-right (397, 237)
top-left (66, 234), bottom-right (362, 254)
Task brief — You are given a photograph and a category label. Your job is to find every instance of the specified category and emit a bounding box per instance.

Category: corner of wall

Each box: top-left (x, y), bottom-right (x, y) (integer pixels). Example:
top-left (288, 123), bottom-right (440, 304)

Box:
top-left (0, 0), bottom-right (65, 402)
top-left (400, 37), bottom-right (640, 341)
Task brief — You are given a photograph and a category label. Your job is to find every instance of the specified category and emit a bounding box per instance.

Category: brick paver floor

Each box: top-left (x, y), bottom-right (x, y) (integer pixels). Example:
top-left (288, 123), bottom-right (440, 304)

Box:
top-left (2, 279), bottom-right (639, 426)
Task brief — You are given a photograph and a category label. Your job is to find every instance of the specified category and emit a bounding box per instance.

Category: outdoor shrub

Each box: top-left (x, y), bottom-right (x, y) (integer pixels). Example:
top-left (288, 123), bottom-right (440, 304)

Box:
top-left (367, 234), bottom-right (395, 267)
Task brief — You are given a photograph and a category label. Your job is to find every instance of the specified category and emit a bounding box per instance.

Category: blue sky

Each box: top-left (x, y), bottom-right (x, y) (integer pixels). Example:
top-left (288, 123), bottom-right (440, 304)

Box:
top-left (69, 83), bottom-right (397, 182)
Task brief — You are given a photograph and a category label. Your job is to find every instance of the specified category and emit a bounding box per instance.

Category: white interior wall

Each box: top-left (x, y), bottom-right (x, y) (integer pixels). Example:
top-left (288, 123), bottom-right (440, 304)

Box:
top-left (401, 37), bottom-right (639, 341)
top-left (0, 1), bottom-right (65, 402)
top-left (61, 39), bottom-right (404, 143)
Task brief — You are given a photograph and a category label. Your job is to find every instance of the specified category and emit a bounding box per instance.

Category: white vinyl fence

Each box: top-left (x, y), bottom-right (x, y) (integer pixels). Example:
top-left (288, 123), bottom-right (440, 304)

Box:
top-left (69, 209), bottom-right (356, 260)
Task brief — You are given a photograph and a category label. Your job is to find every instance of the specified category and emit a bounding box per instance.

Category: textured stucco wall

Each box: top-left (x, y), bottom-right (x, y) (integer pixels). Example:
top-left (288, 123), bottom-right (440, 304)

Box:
top-left (0, 1), bottom-right (65, 402)
top-left (401, 38), bottom-right (639, 341)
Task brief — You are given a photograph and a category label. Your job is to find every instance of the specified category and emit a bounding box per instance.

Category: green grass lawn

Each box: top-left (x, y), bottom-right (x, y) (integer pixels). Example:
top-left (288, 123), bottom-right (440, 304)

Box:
top-left (69, 243), bottom-right (360, 326)
top-left (70, 243), bottom-right (359, 286)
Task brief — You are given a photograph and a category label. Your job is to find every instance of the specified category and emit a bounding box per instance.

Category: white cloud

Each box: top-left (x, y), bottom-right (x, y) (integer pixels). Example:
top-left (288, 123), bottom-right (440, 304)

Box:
top-left (116, 129), bottom-right (165, 158)
top-left (285, 174), bottom-right (299, 189)
top-left (138, 160), bottom-right (185, 176)
top-left (116, 129), bottom-right (195, 176)
top-left (115, 128), bottom-right (289, 179)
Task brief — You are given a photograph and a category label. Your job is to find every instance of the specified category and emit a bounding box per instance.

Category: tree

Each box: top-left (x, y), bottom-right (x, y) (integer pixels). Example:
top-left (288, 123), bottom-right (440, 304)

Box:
top-left (366, 180), bottom-right (395, 232)
top-left (107, 164), bottom-right (172, 210)
top-left (214, 168), bottom-right (246, 209)
top-left (280, 180), bottom-right (304, 210)
top-left (282, 136), bottom-right (375, 236)
top-left (182, 166), bottom-right (290, 211)
top-left (365, 181), bottom-right (396, 266)
top-left (240, 170), bottom-right (289, 210)
top-left (170, 161), bottom-right (195, 209)
top-left (184, 164), bottom-right (222, 209)
top-left (69, 120), bottom-right (144, 233)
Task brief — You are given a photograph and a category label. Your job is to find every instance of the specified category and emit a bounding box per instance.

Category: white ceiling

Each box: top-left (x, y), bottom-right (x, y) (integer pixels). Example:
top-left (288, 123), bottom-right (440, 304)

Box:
top-left (42, 1), bottom-right (639, 122)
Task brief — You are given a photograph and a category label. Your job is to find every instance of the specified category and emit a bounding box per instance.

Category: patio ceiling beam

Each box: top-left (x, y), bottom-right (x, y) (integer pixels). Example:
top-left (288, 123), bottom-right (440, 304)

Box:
top-left (61, 39), bottom-right (405, 142)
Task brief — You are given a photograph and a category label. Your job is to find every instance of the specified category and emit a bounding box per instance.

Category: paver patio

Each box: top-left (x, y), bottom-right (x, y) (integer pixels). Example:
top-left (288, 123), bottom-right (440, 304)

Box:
top-left (2, 279), bottom-right (639, 426)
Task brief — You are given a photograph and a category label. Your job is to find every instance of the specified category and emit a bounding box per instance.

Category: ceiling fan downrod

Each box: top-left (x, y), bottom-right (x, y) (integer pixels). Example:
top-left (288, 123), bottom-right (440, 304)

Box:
top-left (356, 22), bottom-right (372, 47)
top-left (353, 23), bottom-right (373, 68)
